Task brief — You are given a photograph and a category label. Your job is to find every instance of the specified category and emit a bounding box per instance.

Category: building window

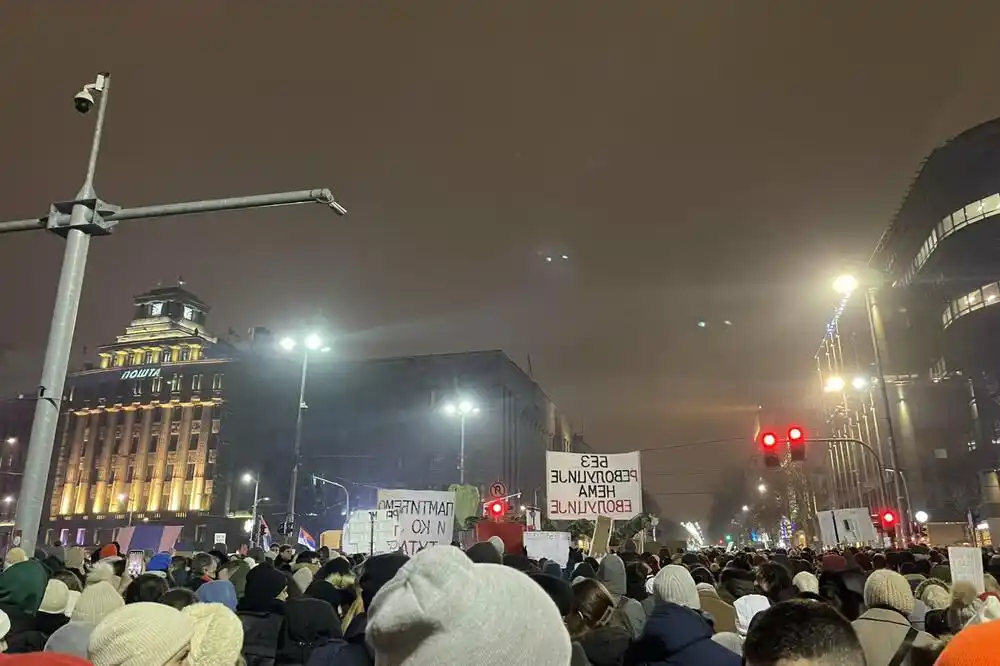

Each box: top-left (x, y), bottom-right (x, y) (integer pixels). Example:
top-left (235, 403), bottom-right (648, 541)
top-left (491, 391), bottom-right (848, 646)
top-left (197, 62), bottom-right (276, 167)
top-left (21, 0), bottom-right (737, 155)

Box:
top-left (153, 409), bottom-right (163, 425)
top-left (189, 434), bottom-right (199, 450)
top-left (126, 466), bottom-right (134, 483)
top-left (152, 377), bottom-right (162, 393)
top-left (144, 351), bottom-right (154, 364)
top-left (59, 529), bottom-right (69, 545)
top-left (170, 374), bottom-right (182, 392)
top-left (150, 301), bottom-right (164, 316)
top-left (193, 405), bottom-right (204, 421)
top-left (186, 463), bottom-right (196, 481)
top-left (183, 306), bottom-right (194, 320)
top-left (164, 464), bottom-right (174, 481)
top-left (149, 435), bottom-right (159, 453)
top-left (75, 528), bottom-right (86, 546)
top-left (132, 382), bottom-right (142, 397)
top-left (212, 374), bottom-right (224, 390)
top-left (163, 350), bottom-right (173, 363)
top-left (211, 419), bottom-right (221, 434)
top-left (192, 374), bottom-right (203, 391)
top-left (168, 434), bottom-right (179, 452)
top-left (145, 465), bottom-right (154, 482)
top-left (172, 406), bottom-right (182, 422)
top-left (180, 347), bottom-right (191, 362)
top-left (111, 355), bottom-right (122, 368)
top-left (130, 434), bottom-right (139, 455)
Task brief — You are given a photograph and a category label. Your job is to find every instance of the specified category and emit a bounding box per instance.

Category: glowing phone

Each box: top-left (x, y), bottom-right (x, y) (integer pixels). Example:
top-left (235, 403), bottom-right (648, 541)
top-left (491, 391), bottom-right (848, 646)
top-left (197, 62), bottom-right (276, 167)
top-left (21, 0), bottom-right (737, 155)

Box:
top-left (126, 550), bottom-right (144, 577)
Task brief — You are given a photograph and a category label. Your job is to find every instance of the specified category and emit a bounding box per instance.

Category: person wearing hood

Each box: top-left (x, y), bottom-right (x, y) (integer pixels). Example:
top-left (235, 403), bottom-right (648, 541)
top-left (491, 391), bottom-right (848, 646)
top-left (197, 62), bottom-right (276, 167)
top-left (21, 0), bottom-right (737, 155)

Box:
top-left (46, 580), bottom-right (124, 659)
top-left (63, 548), bottom-right (87, 588)
top-left (625, 598), bottom-right (740, 666)
top-left (36, 579), bottom-right (71, 636)
top-left (697, 580), bottom-right (737, 634)
top-left (596, 553), bottom-right (646, 639)
top-left (342, 553), bottom-right (409, 658)
top-left (0, 559), bottom-right (50, 653)
top-left (651, 565), bottom-right (718, 630)
top-left (625, 562), bottom-right (652, 610)
top-left (711, 594), bottom-right (770, 655)
top-left (466, 542), bottom-right (503, 565)
top-left (197, 579), bottom-right (238, 611)
top-left (717, 567), bottom-right (756, 604)
top-left (238, 563), bottom-right (291, 666)
top-left (274, 597), bottom-right (364, 665)
top-left (566, 578), bottom-right (632, 666)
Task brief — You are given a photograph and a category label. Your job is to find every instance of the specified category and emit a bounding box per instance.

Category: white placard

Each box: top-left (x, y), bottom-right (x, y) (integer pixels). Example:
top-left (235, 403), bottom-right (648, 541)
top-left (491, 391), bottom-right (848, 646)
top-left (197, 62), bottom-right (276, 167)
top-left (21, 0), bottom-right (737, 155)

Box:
top-left (212, 533), bottom-right (227, 547)
top-left (816, 508), bottom-right (879, 548)
top-left (949, 546), bottom-right (985, 594)
top-left (546, 451), bottom-right (643, 520)
top-left (524, 531), bottom-right (571, 568)
top-left (342, 510), bottom-right (399, 556)
top-left (376, 489), bottom-right (456, 555)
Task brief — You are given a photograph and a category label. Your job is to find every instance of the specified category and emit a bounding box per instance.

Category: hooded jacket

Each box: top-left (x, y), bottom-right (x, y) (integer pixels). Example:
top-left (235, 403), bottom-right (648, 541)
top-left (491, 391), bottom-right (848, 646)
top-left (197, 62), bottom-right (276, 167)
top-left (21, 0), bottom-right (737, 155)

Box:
top-left (0, 560), bottom-right (50, 653)
top-left (625, 602), bottom-right (741, 666)
top-left (274, 598), bottom-right (357, 665)
top-left (238, 565), bottom-right (289, 666)
top-left (597, 554), bottom-right (647, 639)
top-left (577, 624), bottom-right (632, 666)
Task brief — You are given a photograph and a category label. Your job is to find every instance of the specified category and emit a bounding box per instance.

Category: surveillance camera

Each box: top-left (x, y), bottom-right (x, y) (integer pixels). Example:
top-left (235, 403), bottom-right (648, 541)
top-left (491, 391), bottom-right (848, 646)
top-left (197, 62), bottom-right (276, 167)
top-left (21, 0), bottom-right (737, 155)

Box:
top-left (74, 88), bottom-right (95, 114)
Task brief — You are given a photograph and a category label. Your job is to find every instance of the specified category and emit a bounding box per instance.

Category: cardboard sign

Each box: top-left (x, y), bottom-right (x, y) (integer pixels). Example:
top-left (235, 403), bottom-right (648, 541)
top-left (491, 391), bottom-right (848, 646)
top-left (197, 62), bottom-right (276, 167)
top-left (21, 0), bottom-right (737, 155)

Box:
top-left (547, 451), bottom-right (643, 520)
top-left (524, 531), bottom-right (571, 567)
top-left (949, 546), bottom-right (985, 594)
top-left (376, 489), bottom-right (456, 555)
top-left (342, 510), bottom-right (398, 556)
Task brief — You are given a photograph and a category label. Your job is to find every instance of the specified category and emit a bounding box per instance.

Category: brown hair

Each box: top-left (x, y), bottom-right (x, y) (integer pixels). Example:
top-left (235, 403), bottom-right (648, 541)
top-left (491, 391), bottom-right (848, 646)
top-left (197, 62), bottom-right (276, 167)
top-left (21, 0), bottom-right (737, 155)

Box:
top-left (565, 578), bottom-right (617, 640)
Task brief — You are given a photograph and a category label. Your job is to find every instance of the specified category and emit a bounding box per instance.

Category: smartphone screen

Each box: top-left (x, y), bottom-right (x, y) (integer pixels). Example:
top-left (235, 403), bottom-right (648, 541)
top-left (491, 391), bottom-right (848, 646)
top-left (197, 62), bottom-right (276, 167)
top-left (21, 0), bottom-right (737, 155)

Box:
top-left (126, 550), bottom-right (144, 577)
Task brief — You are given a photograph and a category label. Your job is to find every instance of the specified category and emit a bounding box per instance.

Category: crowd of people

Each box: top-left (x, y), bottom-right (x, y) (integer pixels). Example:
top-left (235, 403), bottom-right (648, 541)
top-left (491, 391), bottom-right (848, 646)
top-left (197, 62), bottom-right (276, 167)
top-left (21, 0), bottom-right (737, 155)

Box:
top-left (0, 538), bottom-right (995, 664)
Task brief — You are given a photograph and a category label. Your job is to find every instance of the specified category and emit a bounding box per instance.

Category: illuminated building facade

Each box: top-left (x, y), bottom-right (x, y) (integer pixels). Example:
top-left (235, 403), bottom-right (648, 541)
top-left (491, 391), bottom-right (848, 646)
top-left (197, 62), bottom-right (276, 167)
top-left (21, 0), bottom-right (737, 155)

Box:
top-left (815, 118), bottom-right (1000, 524)
top-left (44, 285), bottom-right (236, 547)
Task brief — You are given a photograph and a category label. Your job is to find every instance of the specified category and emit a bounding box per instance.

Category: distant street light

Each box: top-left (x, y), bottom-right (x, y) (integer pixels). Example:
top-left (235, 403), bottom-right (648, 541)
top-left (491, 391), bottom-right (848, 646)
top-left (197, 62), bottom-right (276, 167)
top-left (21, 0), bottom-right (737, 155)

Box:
top-left (442, 399), bottom-right (480, 484)
top-left (914, 510), bottom-right (929, 524)
top-left (833, 274), bottom-right (859, 295)
top-left (1, 72), bottom-right (347, 555)
top-left (278, 333), bottom-right (331, 539)
top-left (757, 483), bottom-right (767, 494)
top-left (243, 473), bottom-right (261, 547)
top-left (742, 505), bottom-right (749, 512)
top-left (117, 493), bottom-right (134, 526)
top-left (851, 376), bottom-right (869, 390)
top-left (824, 376), bottom-right (846, 393)
top-left (4, 438), bottom-right (15, 445)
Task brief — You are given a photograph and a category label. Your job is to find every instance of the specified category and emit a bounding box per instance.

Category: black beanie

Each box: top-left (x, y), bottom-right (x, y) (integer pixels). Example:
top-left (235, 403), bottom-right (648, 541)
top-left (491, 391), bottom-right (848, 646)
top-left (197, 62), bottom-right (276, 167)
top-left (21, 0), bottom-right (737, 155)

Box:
top-left (466, 542), bottom-right (502, 565)
top-left (360, 553), bottom-right (409, 610)
top-left (529, 573), bottom-right (574, 616)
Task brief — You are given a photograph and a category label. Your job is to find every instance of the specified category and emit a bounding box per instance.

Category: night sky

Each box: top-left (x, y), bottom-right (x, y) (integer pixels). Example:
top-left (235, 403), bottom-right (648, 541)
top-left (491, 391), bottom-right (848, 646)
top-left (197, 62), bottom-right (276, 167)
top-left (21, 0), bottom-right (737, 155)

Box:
top-left (2, 2), bottom-right (998, 526)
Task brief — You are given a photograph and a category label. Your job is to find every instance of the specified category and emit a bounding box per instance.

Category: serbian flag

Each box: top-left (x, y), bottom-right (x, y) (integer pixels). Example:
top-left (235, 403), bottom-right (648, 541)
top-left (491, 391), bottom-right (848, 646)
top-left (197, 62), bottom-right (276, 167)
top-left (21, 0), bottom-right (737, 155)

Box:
top-left (259, 516), bottom-right (272, 550)
top-left (297, 526), bottom-right (316, 550)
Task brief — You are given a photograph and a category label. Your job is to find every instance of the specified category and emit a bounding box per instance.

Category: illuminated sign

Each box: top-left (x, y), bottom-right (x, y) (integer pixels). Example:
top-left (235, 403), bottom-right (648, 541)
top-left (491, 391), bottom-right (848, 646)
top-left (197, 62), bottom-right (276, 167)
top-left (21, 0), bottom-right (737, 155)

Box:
top-left (120, 367), bottom-right (162, 380)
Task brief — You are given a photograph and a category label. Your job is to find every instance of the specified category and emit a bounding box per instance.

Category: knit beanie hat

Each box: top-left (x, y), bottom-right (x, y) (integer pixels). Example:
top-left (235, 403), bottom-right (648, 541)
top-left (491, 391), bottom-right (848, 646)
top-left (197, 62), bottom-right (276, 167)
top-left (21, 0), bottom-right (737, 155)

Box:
top-left (367, 545), bottom-right (572, 665)
top-left (196, 580), bottom-right (238, 611)
top-left (88, 602), bottom-right (194, 666)
top-left (864, 569), bottom-right (915, 616)
top-left (488, 536), bottom-right (506, 556)
top-left (0, 560), bottom-right (49, 614)
top-left (45, 621), bottom-right (96, 659)
top-left (97, 544), bottom-right (118, 560)
top-left (822, 553), bottom-right (847, 573)
top-left (72, 581), bottom-right (125, 624)
top-left (86, 561), bottom-right (116, 587)
top-left (792, 571), bottom-right (820, 595)
top-left (466, 542), bottom-right (503, 565)
top-left (64, 547), bottom-right (87, 572)
top-left (292, 565), bottom-right (314, 593)
top-left (64, 590), bottom-right (80, 618)
top-left (359, 553), bottom-right (410, 610)
top-left (145, 553), bottom-right (171, 572)
top-left (40, 579), bottom-right (71, 614)
top-left (4, 547), bottom-right (27, 570)
top-left (935, 611), bottom-right (1000, 665)
top-left (652, 564), bottom-right (700, 609)
top-left (183, 602), bottom-right (243, 666)
top-left (922, 583), bottom-right (951, 610)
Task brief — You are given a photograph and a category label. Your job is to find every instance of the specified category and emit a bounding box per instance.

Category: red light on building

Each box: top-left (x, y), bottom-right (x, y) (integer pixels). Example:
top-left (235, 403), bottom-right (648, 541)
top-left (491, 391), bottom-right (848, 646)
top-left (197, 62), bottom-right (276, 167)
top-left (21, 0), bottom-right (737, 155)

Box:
top-left (788, 427), bottom-right (803, 441)
top-left (761, 433), bottom-right (777, 448)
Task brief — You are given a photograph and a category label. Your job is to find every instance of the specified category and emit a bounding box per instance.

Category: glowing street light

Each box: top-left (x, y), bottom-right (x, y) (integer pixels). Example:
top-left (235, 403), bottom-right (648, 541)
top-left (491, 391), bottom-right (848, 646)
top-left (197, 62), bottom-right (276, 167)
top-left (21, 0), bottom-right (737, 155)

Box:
top-left (851, 376), bottom-right (869, 390)
top-left (742, 505), bottom-right (749, 512)
top-left (833, 274), bottom-right (859, 295)
top-left (243, 472), bottom-right (262, 547)
top-left (442, 398), bottom-right (480, 484)
top-left (4, 437), bottom-right (15, 445)
top-left (824, 376), bottom-right (846, 393)
top-left (914, 510), bottom-right (929, 524)
top-left (279, 337), bottom-right (296, 351)
top-left (757, 483), bottom-right (767, 494)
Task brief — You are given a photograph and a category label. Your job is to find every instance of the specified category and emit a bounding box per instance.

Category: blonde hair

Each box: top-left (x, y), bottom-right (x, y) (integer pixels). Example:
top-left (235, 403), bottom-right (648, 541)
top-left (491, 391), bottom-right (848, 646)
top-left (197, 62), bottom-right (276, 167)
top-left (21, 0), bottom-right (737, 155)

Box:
top-left (340, 592), bottom-right (364, 635)
top-left (326, 572), bottom-right (356, 589)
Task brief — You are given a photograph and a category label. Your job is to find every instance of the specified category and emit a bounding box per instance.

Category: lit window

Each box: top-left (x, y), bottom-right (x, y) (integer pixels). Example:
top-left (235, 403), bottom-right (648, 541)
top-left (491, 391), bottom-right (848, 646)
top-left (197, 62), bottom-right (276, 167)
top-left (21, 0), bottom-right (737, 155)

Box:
top-left (170, 374), bottom-right (182, 392)
top-left (149, 435), bottom-right (158, 453)
top-left (152, 377), bottom-right (162, 393)
top-left (132, 382), bottom-right (142, 397)
top-left (165, 464), bottom-right (174, 481)
top-left (150, 302), bottom-right (164, 316)
top-left (180, 348), bottom-right (190, 362)
top-left (75, 528), bottom-right (86, 546)
top-left (192, 374), bottom-right (202, 391)
top-left (212, 374), bottom-right (224, 390)
top-left (163, 350), bottom-right (173, 363)
top-left (144, 351), bottom-right (153, 364)
top-left (168, 435), bottom-right (179, 452)
top-left (985, 283), bottom-right (1000, 304)
top-left (182, 306), bottom-right (194, 320)
top-left (172, 406), bottom-right (182, 422)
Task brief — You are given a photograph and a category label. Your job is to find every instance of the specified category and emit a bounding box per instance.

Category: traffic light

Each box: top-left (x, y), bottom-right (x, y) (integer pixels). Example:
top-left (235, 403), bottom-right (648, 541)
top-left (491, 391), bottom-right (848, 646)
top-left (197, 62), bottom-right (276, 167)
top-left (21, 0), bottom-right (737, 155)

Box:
top-left (788, 426), bottom-right (806, 461)
top-left (485, 499), bottom-right (509, 520)
top-left (880, 509), bottom-right (899, 531)
top-left (760, 432), bottom-right (780, 468)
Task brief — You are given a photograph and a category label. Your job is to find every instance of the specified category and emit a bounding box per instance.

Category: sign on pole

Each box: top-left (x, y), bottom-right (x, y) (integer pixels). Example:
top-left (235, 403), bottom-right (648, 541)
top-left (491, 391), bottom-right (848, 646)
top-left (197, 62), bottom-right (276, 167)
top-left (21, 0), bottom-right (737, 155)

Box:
top-left (489, 481), bottom-right (508, 498)
top-left (342, 510), bottom-right (398, 556)
top-left (376, 489), bottom-right (456, 555)
top-left (524, 531), bottom-right (571, 567)
top-left (546, 451), bottom-right (642, 520)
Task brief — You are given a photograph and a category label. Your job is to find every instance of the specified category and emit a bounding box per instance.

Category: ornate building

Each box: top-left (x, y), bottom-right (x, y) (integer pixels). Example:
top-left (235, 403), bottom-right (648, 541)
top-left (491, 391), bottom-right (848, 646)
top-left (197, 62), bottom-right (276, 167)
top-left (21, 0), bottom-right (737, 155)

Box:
top-left (44, 285), bottom-right (236, 547)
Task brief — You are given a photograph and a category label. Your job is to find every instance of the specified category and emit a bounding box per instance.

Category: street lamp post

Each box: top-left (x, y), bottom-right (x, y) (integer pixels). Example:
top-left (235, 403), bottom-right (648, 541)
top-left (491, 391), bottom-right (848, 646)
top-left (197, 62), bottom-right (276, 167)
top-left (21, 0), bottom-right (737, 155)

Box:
top-left (279, 335), bottom-right (331, 538)
top-left (312, 475), bottom-right (351, 523)
top-left (243, 473), bottom-right (260, 547)
top-left (442, 399), bottom-right (480, 484)
top-left (1, 73), bottom-right (347, 554)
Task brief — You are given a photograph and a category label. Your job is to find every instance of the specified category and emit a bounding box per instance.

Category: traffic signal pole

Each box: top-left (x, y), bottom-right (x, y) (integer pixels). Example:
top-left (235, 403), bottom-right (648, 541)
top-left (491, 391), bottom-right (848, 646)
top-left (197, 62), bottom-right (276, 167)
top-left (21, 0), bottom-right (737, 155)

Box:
top-left (0, 73), bottom-right (348, 554)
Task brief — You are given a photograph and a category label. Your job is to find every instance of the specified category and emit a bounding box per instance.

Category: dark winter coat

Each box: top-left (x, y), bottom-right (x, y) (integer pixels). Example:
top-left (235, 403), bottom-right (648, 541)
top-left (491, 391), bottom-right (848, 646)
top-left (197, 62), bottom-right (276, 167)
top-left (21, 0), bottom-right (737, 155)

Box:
top-left (238, 597), bottom-right (285, 666)
top-left (625, 602), bottom-right (740, 666)
top-left (577, 625), bottom-right (632, 666)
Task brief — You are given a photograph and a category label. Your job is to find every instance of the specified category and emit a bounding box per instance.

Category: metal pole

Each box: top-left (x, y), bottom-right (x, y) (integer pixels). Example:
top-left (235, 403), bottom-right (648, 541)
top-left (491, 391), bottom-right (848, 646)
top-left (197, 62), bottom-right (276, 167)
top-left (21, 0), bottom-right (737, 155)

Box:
top-left (286, 351), bottom-right (309, 535)
top-left (865, 288), bottom-right (909, 542)
top-left (459, 413), bottom-right (466, 484)
top-left (250, 477), bottom-right (259, 548)
top-left (2, 73), bottom-right (347, 555)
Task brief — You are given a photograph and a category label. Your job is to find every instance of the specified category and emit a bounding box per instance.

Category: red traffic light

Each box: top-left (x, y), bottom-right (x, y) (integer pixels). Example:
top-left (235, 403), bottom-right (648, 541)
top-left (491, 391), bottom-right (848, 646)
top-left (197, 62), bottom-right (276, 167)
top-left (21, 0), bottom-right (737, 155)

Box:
top-left (881, 511), bottom-right (896, 524)
top-left (489, 500), bottom-right (506, 516)
top-left (761, 433), bottom-right (777, 448)
top-left (788, 426), bottom-right (803, 441)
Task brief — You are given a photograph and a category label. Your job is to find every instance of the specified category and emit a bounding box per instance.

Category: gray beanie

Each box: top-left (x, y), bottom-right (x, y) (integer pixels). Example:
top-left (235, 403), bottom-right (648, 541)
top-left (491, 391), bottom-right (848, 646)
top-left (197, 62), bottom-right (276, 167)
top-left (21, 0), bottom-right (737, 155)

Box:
top-left (864, 569), bottom-right (915, 616)
top-left (367, 545), bottom-right (572, 665)
top-left (653, 564), bottom-right (700, 609)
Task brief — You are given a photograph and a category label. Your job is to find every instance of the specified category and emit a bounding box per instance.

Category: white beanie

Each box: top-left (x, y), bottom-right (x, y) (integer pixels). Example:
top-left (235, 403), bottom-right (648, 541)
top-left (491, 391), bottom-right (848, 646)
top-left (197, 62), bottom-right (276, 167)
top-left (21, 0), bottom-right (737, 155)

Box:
top-left (72, 581), bottom-right (125, 625)
top-left (292, 566), bottom-right (314, 593)
top-left (64, 589), bottom-right (81, 618)
top-left (792, 571), bottom-right (819, 595)
top-left (863, 569), bottom-right (915, 616)
top-left (734, 594), bottom-right (770, 638)
top-left (89, 602), bottom-right (193, 666)
top-left (488, 536), bottom-right (505, 557)
top-left (183, 602), bottom-right (244, 666)
top-left (652, 565), bottom-right (700, 609)
top-left (40, 579), bottom-right (70, 614)
top-left (367, 545), bottom-right (571, 665)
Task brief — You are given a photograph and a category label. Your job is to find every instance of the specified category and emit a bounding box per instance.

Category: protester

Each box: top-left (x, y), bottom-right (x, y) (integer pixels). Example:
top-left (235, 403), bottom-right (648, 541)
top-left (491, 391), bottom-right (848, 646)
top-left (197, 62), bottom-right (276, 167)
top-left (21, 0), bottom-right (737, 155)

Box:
top-left (743, 599), bottom-right (867, 666)
top-left (755, 562), bottom-right (796, 604)
top-left (274, 597), bottom-right (359, 664)
top-left (123, 574), bottom-right (169, 605)
top-left (596, 553), bottom-right (646, 639)
top-left (196, 579), bottom-right (238, 611)
top-left (0, 560), bottom-right (49, 653)
top-left (712, 594), bottom-right (770, 656)
top-left (565, 578), bottom-right (631, 666)
top-left (852, 569), bottom-right (936, 666)
top-left (366, 545), bottom-right (572, 665)
top-left (88, 602), bottom-right (194, 666)
top-left (342, 552), bottom-right (408, 655)
top-left (184, 602), bottom-right (244, 666)
top-left (36, 579), bottom-right (71, 636)
top-left (157, 588), bottom-right (199, 611)
top-left (698, 580), bottom-right (737, 634)
top-left (185, 552), bottom-right (217, 592)
top-left (238, 564), bottom-right (289, 665)
top-left (792, 571), bottom-right (820, 595)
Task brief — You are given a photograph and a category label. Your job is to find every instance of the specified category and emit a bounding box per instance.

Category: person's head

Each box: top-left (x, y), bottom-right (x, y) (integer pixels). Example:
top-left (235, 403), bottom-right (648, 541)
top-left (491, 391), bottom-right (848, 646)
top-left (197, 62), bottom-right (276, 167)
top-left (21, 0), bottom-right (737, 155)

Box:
top-left (792, 571), bottom-right (820, 595)
top-left (182, 602), bottom-right (244, 666)
top-left (565, 578), bottom-right (617, 640)
top-left (71, 581), bottom-right (125, 624)
top-left (53, 569), bottom-right (83, 593)
top-left (158, 587), bottom-right (199, 611)
top-left (743, 599), bottom-right (866, 666)
top-left (124, 573), bottom-right (169, 605)
top-left (864, 569), bottom-right (915, 616)
top-left (316, 557), bottom-right (355, 590)
top-left (269, 544), bottom-right (281, 554)
top-left (89, 602), bottom-right (194, 665)
top-left (169, 555), bottom-right (188, 571)
top-left (689, 566), bottom-right (714, 585)
top-left (756, 561), bottom-right (793, 602)
top-left (652, 564), bottom-right (700, 609)
top-left (190, 552), bottom-right (217, 578)
top-left (278, 545), bottom-right (295, 562)
top-left (296, 550), bottom-right (319, 565)
top-left (528, 573), bottom-right (574, 618)
top-left (243, 563), bottom-right (289, 606)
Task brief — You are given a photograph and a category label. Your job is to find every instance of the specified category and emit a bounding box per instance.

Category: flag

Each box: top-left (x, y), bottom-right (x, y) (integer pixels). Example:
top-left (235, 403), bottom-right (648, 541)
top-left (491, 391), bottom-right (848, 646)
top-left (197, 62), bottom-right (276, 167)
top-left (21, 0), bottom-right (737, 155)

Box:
top-left (259, 516), bottom-right (272, 551)
top-left (298, 526), bottom-right (316, 550)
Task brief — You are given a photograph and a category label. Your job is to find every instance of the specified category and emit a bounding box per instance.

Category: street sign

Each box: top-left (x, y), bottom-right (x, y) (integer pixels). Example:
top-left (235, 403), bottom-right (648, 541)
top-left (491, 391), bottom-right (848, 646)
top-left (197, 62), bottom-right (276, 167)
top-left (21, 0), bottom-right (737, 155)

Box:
top-left (489, 481), bottom-right (508, 498)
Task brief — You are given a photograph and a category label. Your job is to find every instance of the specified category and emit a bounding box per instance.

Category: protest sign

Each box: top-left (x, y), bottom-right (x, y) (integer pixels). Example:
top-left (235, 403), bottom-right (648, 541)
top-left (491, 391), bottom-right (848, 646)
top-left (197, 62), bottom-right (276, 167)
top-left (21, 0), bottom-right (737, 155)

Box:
top-left (524, 531), bottom-right (571, 567)
top-left (376, 489), bottom-right (456, 555)
top-left (546, 451), bottom-right (642, 520)
top-left (342, 509), bottom-right (398, 556)
top-left (949, 546), bottom-right (985, 594)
